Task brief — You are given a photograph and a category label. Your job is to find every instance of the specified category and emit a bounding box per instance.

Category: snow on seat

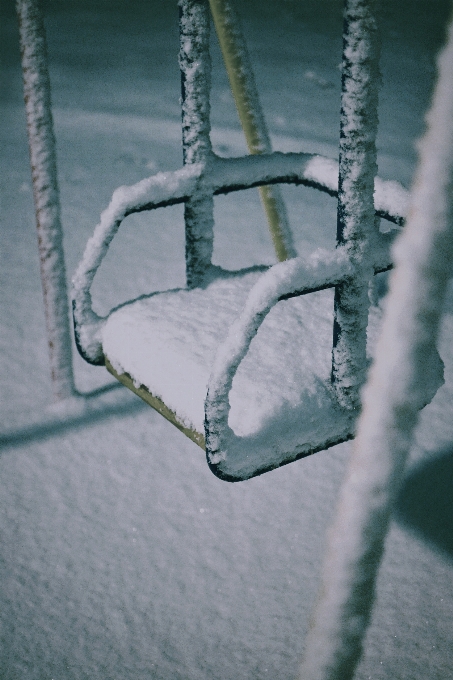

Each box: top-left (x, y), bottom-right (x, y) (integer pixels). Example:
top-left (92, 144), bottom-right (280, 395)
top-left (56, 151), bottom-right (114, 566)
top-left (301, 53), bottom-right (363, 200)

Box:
top-left (72, 0), bottom-right (410, 481)
top-left (102, 269), bottom-right (344, 447)
top-left (100, 246), bottom-right (389, 481)
top-left (102, 270), bottom-right (266, 442)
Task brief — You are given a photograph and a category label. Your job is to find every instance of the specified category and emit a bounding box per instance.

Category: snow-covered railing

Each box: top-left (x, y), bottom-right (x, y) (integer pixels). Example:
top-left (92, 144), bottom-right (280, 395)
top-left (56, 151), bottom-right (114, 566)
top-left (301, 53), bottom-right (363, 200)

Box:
top-left (72, 150), bottom-right (405, 366)
top-left (203, 216), bottom-right (404, 469)
top-left (205, 248), bottom-right (354, 465)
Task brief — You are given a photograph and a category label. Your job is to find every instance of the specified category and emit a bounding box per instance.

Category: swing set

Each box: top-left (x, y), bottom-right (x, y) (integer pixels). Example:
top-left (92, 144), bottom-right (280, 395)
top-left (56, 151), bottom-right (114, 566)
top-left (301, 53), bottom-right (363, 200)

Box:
top-left (70, 0), bottom-right (408, 481)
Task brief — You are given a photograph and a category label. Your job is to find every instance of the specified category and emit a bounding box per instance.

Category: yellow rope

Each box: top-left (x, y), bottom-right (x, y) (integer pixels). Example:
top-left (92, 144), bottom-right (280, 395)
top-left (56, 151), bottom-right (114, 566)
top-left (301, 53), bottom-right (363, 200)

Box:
top-left (209, 0), bottom-right (296, 261)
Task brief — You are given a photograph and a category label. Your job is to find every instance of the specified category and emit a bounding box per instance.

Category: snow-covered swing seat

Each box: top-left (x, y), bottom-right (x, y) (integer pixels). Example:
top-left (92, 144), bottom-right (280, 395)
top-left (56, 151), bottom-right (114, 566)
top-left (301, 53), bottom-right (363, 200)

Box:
top-left (73, 0), bottom-right (409, 481)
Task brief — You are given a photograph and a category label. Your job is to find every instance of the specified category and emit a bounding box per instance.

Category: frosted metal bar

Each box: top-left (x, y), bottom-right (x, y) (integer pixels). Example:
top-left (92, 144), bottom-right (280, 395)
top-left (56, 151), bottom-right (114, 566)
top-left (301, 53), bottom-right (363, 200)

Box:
top-left (71, 150), bottom-right (403, 367)
top-left (179, 0), bottom-right (215, 287)
top-left (209, 0), bottom-right (296, 261)
top-left (300, 7), bottom-right (453, 679)
top-left (16, 0), bottom-right (75, 401)
top-left (331, 0), bottom-right (381, 411)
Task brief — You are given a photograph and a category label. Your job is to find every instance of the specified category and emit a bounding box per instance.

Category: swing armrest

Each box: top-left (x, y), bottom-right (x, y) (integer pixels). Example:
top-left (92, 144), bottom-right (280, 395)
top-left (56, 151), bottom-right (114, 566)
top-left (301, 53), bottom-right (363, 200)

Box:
top-left (204, 230), bottom-right (397, 465)
top-left (71, 164), bottom-right (203, 364)
top-left (212, 153), bottom-right (408, 227)
top-left (204, 247), bottom-right (353, 463)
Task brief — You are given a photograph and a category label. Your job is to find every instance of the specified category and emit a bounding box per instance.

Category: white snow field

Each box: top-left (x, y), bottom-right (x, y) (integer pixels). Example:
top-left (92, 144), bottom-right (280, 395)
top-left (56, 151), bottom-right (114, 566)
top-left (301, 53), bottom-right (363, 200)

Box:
top-left (1, 1), bottom-right (453, 678)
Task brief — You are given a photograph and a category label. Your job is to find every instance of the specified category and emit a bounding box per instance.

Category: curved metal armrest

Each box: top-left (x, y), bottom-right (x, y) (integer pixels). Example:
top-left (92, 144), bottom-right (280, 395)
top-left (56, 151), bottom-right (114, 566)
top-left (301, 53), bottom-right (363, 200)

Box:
top-left (71, 164), bottom-right (203, 364)
top-left (204, 229), bottom-right (397, 465)
top-left (204, 247), bottom-right (353, 463)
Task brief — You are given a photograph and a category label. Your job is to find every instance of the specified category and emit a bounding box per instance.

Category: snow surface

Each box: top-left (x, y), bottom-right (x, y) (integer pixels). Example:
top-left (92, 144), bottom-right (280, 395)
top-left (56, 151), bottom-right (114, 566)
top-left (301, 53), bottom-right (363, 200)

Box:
top-left (1, 1), bottom-right (453, 679)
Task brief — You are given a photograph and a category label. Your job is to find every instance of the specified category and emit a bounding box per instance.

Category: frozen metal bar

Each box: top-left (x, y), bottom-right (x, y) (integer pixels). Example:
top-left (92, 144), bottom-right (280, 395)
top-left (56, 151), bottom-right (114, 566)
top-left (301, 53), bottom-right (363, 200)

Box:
top-left (179, 0), bottom-right (215, 287)
top-left (331, 0), bottom-right (381, 411)
top-left (16, 0), bottom-right (75, 401)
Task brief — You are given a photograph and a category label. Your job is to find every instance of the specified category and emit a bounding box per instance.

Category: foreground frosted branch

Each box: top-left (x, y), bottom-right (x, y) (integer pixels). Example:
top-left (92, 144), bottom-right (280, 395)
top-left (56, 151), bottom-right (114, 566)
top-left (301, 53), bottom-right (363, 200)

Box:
top-left (331, 0), bottom-right (381, 412)
top-left (17, 0), bottom-right (75, 400)
top-left (300, 6), bottom-right (453, 680)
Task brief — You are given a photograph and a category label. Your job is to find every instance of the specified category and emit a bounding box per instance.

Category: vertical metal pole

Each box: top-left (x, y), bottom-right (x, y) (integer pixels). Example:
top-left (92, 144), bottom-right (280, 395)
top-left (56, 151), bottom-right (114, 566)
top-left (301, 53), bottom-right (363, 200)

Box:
top-left (179, 0), bottom-right (215, 288)
top-left (209, 0), bottom-right (296, 262)
top-left (331, 0), bottom-right (381, 412)
top-left (16, 0), bottom-right (76, 401)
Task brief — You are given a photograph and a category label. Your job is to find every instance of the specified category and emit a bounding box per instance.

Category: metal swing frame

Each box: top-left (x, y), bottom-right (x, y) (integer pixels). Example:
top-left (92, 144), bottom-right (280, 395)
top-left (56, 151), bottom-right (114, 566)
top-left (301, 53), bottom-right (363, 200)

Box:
top-left (72, 0), bottom-right (407, 481)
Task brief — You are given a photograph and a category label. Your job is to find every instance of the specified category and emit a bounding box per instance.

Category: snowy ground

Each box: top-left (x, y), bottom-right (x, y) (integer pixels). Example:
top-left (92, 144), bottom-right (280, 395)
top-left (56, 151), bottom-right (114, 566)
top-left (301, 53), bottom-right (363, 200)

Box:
top-left (1, 1), bottom-right (453, 678)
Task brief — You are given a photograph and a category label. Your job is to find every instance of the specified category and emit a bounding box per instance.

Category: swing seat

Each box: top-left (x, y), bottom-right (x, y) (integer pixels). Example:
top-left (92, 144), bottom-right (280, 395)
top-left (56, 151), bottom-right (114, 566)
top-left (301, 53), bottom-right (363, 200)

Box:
top-left (72, 150), bottom-right (406, 480)
top-left (74, 227), bottom-right (398, 481)
top-left (72, 0), bottom-right (412, 481)
top-left (102, 267), bottom-right (350, 476)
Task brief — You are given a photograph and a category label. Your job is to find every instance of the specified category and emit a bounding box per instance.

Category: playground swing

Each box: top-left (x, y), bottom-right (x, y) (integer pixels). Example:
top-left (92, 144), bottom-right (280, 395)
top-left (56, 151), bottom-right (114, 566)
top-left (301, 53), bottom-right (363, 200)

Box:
top-left (72, 0), bottom-right (410, 482)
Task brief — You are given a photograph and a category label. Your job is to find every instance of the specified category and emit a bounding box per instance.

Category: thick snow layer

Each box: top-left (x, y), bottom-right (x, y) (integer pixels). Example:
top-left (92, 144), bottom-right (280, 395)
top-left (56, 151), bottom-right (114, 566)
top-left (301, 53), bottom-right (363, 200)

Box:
top-left (102, 245), bottom-right (402, 480)
top-left (102, 270), bottom-right (266, 435)
top-left (102, 259), bottom-right (344, 438)
top-left (1, 1), bottom-right (453, 679)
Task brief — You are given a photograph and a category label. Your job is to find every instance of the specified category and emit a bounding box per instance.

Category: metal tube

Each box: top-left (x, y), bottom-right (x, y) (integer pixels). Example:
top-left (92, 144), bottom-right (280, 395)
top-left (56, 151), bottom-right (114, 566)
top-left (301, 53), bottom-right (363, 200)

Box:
top-left (331, 0), bottom-right (381, 412)
top-left (179, 0), bottom-right (215, 288)
top-left (16, 0), bottom-right (75, 401)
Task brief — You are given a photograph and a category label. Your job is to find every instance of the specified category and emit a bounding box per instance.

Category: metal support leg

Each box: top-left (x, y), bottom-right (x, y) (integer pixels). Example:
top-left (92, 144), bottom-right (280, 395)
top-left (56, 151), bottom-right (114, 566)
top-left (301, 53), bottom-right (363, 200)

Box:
top-left (180, 0), bottom-right (215, 288)
top-left (16, 0), bottom-right (76, 401)
top-left (331, 0), bottom-right (382, 412)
